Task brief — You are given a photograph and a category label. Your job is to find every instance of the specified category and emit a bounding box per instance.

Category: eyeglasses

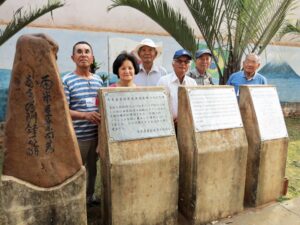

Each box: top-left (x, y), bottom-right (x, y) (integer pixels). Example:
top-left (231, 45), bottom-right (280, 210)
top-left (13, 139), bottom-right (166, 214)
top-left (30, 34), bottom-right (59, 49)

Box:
top-left (174, 59), bottom-right (190, 65)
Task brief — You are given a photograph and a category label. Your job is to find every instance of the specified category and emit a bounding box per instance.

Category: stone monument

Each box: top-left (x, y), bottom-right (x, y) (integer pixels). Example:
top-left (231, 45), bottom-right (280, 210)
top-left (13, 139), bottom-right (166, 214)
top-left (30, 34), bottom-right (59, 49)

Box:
top-left (239, 85), bottom-right (288, 207)
top-left (177, 86), bottom-right (248, 224)
top-left (98, 87), bottom-right (179, 225)
top-left (1, 34), bottom-right (86, 225)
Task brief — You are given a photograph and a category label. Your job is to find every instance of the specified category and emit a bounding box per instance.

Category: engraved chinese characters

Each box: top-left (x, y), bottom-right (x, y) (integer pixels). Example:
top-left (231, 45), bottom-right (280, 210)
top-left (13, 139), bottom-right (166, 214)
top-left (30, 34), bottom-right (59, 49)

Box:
top-left (105, 91), bottom-right (174, 141)
top-left (25, 74), bottom-right (54, 156)
top-left (249, 87), bottom-right (288, 141)
top-left (3, 34), bottom-right (82, 188)
top-left (189, 88), bottom-right (243, 132)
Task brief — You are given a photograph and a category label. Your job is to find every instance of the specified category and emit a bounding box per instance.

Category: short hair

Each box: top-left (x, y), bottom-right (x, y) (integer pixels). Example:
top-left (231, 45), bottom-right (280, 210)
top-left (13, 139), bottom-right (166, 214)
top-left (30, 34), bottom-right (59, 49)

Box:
top-left (245, 53), bottom-right (260, 63)
top-left (112, 52), bottom-right (140, 77)
top-left (72, 41), bottom-right (93, 55)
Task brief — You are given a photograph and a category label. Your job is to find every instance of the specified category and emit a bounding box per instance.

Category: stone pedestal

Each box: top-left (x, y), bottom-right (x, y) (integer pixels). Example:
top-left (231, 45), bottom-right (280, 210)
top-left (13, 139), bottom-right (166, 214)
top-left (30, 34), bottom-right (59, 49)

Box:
top-left (98, 87), bottom-right (179, 225)
top-left (1, 167), bottom-right (87, 225)
top-left (239, 85), bottom-right (288, 207)
top-left (177, 86), bottom-right (248, 224)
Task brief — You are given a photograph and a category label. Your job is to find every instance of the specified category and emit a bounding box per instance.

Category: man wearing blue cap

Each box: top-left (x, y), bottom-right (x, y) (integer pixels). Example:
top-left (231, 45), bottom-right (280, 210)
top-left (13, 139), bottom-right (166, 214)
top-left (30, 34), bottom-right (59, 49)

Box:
top-left (187, 49), bottom-right (214, 85)
top-left (157, 49), bottom-right (197, 124)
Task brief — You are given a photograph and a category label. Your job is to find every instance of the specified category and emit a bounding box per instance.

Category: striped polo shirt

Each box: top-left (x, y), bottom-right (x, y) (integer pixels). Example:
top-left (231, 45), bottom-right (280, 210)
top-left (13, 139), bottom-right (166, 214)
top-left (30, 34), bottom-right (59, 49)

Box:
top-left (63, 72), bottom-right (103, 141)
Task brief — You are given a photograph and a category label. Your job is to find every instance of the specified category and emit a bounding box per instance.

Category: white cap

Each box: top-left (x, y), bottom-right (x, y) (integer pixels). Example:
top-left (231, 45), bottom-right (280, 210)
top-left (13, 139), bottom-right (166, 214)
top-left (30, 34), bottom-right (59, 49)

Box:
top-left (133, 38), bottom-right (162, 59)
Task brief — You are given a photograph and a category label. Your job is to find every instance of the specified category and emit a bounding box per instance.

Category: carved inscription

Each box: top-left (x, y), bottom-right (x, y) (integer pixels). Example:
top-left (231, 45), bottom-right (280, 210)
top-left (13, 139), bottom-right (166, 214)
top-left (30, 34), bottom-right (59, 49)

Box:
top-left (250, 87), bottom-right (288, 141)
top-left (104, 91), bottom-right (174, 141)
top-left (189, 88), bottom-right (243, 132)
top-left (25, 75), bottom-right (39, 156)
top-left (41, 75), bottom-right (54, 153)
top-left (24, 74), bottom-right (55, 156)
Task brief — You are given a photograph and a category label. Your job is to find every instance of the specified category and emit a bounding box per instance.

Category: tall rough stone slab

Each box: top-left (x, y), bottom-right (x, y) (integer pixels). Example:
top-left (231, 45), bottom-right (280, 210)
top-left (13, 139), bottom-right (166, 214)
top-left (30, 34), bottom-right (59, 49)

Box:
top-left (3, 33), bottom-right (82, 187)
top-left (1, 167), bottom-right (87, 225)
top-left (98, 87), bottom-right (179, 225)
top-left (177, 86), bottom-right (248, 225)
top-left (1, 34), bottom-right (86, 225)
top-left (239, 85), bottom-right (288, 207)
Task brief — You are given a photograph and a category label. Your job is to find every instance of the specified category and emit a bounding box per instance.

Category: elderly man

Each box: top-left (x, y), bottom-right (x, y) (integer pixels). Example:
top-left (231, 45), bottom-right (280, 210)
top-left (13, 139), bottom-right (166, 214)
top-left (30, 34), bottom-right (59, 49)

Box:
top-left (157, 49), bottom-right (197, 124)
top-left (134, 38), bottom-right (167, 86)
top-left (187, 49), bottom-right (214, 85)
top-left (227, 53), bottom-right (267, 96)
top-left (62, 41), bottom-right (102, 207)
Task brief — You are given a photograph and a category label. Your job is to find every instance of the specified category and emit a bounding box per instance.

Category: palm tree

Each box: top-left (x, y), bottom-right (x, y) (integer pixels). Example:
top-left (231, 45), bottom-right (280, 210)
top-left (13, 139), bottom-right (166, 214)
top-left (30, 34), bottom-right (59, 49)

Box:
top-left (108, 0), bottom-right (297, 84)
top-left (0, 0), bottom-right (64, 46)
top-left (280, 19), bottom-right (300, 40)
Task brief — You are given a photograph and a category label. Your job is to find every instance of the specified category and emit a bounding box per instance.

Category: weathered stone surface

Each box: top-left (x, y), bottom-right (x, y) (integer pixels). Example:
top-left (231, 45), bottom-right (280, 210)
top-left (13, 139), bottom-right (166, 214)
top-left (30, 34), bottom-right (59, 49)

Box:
top-left (98, 87), bottom-right (179, 225)
top-left (3, 33), bottom-right (82, 187)
top-left (1, 166), bottom-right (87, 225)
top-left (177, 86), bottom-right (248, 225)
top-left (239, 85), bottom-right (288, 207)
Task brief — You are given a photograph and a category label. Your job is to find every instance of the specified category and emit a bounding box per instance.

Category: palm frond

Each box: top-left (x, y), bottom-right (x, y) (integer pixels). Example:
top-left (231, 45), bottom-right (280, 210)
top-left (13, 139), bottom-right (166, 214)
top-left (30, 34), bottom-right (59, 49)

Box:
top-left (250, 0), bottom-right (296, 54)
top-left (279, 19), bottom-right (300, 40)
top-left (108, 0), bottom-right (197, 55)
top-left (0, 0), bottom-right (64, 46)
top-left (184, 0), bottom-right (228, 76)
top-left (0, 0), bottom-right (6, 7)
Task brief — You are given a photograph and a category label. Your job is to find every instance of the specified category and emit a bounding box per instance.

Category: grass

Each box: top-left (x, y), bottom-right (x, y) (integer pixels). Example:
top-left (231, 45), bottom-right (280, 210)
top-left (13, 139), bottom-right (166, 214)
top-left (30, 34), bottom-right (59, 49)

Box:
top-left (285, 117), bottom-right (300, 199)
top-left (0, 117), bottom-right (299, 224)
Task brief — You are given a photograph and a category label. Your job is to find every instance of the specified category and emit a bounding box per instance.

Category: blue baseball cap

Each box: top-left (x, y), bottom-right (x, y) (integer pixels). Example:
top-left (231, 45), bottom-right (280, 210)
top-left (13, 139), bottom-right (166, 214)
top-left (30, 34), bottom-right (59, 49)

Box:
top-left (195, 49), bottom-right (212, 58)
top-left (173, 49), bottom-right (192, 60)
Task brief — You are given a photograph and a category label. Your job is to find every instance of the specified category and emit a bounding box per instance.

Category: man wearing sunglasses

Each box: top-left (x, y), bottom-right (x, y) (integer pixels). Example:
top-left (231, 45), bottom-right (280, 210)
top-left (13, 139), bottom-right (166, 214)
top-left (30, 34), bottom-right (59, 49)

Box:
top-left (157, 49), bottom-right (197, 125)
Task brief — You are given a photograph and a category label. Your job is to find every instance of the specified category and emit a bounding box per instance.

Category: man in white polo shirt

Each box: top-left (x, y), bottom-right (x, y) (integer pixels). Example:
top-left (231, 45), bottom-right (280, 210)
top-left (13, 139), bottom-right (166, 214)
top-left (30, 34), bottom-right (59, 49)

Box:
top-left (134, 38), bottom-right (167, 86)
top-left (157, 49), bottom-right (197, 125)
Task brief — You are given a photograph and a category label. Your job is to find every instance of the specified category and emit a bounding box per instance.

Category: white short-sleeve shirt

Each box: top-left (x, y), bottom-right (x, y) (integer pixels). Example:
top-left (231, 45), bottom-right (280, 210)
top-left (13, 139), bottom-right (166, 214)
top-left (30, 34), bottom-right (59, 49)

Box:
top-left (157, 72), bottom-right (197, 119)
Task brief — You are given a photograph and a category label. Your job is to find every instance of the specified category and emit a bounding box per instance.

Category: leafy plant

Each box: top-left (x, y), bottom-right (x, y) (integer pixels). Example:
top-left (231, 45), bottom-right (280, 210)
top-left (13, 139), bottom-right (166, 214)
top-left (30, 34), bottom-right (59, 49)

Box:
top-left (279, 19), bottom-right (300, 40)
top-left (0, 0), bottom-right (64, 46)
top-left (90, 58), bottom-right (101, 74)
top-left (109, 0), bottom-right (297, 84)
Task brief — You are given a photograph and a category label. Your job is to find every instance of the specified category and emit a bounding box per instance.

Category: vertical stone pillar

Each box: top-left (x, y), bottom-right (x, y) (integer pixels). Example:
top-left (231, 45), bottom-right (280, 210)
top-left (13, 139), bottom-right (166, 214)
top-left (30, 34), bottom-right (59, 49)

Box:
top-left (98, 87), bottom-right (179, 225)
top-left (239, 85), bottom-right (288, 207)
top-left (2, 34), bottom-right (86, 225)
top-left (177, 86), bottom-right (248, 224)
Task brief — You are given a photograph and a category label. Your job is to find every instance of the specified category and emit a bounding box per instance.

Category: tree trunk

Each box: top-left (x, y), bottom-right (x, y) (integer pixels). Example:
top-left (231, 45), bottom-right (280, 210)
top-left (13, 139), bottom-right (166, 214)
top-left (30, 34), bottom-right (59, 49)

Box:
top-left (219, 55), bottom-right (242, 84)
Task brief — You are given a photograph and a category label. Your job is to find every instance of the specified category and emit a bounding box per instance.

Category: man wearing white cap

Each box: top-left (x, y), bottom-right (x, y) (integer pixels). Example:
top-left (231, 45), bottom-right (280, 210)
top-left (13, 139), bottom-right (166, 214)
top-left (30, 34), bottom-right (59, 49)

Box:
top-left (187, 49), bottom-right (214, 85)
top-left (157, 49), bottom-right (197, 125)
top-left (134, 38), bottom-right (167, 86)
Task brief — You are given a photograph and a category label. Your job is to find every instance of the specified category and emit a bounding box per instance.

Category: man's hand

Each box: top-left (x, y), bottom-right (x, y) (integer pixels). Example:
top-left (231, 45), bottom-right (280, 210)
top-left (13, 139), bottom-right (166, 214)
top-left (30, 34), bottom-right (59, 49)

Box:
top-left (84, 112), bottom-right (101, 125)
top-left (70, 110), bottom-right (101, 125)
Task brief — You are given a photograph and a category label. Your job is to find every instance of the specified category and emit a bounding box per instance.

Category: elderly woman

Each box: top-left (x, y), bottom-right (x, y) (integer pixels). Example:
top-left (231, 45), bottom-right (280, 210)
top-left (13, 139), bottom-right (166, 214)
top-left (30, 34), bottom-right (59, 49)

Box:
top-left (111, 52), bottom-right (139, 87)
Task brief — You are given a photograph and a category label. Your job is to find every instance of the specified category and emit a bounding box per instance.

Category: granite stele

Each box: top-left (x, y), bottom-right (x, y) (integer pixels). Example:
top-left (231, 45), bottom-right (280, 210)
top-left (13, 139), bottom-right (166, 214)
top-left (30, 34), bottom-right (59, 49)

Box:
top-left (239, 85), bottom-right (289, 207)
top-left (1, 34), bottom-right (86, 225)
top-left (177, 86), bottom-right (248, 225)
top-left (98, 87), bottom-right (179, 225)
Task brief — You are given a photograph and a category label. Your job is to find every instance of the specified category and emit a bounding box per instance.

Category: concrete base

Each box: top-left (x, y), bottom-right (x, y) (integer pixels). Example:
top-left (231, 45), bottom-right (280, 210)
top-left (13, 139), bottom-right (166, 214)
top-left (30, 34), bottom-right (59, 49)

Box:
top-left (239, 86), bottom-right (288, 207)
top-left (177, 86), bottom-right (248, 225)
top-left (100, 138), bottom-right (179, 225)
top-left (1, 166), bottom-right (87, 225)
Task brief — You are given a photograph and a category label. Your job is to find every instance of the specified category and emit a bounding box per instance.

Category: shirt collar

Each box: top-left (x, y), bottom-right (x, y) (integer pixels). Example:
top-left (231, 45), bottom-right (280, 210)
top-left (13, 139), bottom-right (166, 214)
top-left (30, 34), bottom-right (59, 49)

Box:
top-left (243, 71), bottom-right (257, 80)
top-left (171, 72), bottom-right (186, 84)
top-left (140, 64), bottom-right (159, 73)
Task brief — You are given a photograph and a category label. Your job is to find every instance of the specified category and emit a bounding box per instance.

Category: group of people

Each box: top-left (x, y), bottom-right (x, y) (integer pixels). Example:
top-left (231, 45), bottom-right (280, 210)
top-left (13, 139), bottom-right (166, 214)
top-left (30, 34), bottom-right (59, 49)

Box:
top-left (62, 39), bottom-right (267, 207)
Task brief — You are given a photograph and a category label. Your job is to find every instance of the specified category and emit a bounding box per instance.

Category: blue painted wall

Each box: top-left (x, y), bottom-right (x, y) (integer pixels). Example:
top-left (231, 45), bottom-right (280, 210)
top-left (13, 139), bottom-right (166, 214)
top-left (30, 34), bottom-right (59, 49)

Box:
top-left (0, 26), bottom-right (300, 121)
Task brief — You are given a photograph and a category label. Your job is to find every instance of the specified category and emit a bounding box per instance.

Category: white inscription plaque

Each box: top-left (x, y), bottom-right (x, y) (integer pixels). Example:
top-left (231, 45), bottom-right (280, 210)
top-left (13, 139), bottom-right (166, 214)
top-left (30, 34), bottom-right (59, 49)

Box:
top-left (249, 87), bottom-right (288, 141)
top-left (104, 91), bottom-right (175, 142)
top-left (189, 88), bottom-right (243, 132)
